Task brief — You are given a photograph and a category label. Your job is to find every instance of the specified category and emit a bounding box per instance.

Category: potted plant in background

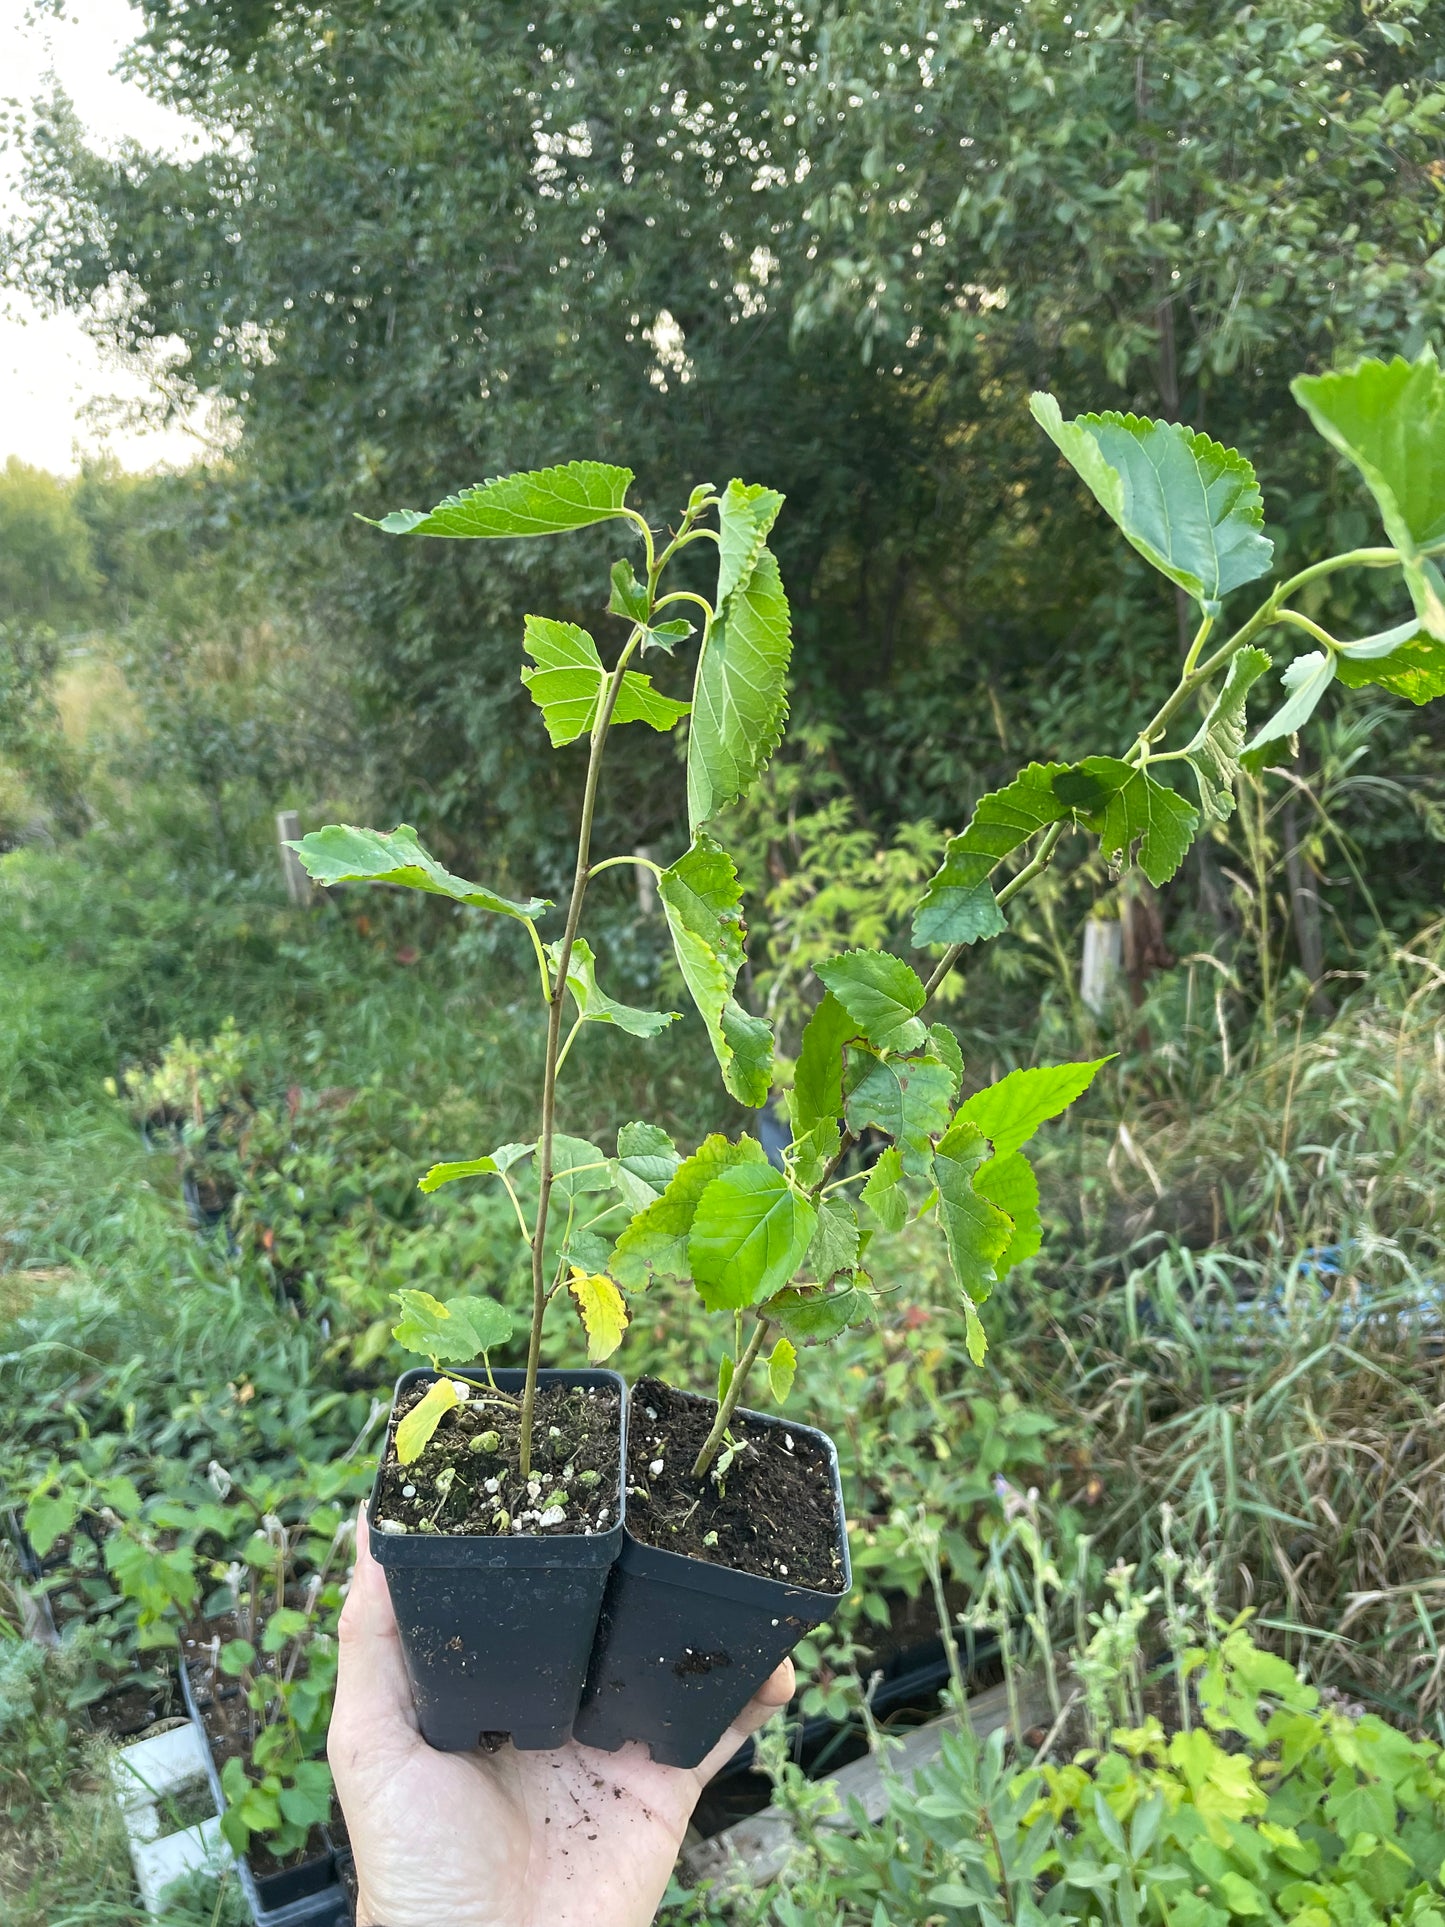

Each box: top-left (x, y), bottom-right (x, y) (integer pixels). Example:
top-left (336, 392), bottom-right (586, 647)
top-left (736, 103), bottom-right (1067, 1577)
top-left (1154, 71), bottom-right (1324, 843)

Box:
top-left (295, 349), bottom-right (1445, 1766)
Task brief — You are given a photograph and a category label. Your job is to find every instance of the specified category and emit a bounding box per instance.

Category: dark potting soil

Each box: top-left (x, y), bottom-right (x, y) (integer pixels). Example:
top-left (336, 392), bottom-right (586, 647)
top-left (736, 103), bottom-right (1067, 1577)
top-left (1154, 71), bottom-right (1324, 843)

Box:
top-left (373, 1378), bottom-right (621, 1538)
top-left (624, 1377), bottom-right (846, 1593)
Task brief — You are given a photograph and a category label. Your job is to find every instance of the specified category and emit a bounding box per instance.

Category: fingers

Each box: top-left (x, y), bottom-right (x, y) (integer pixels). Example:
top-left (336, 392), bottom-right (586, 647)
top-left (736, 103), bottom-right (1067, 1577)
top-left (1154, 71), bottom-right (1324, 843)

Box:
top-left (692, 1657), bottom-right (796, 1784)
top-left (329, 1506), bottom-right (418, 1759)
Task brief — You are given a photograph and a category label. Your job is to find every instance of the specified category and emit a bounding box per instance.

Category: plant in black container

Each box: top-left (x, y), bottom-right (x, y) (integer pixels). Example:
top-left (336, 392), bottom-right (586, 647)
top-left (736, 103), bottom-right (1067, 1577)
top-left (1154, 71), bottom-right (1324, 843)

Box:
top-left (298, 352), bottom-right (1445, 1764)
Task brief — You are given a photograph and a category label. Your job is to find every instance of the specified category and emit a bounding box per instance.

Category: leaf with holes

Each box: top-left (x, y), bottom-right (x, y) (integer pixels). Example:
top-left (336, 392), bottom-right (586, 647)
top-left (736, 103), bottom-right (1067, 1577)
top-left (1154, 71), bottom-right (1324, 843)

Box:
top-left (816, 950), bottom-right (928, 1054)
top-left (1031, 398), bottom-right (1273, 606)
top-left (1073, 757), bottom-right (1199, 885)
top-left (845, 1052), bottom-right (955, 1178)
top-left (552, 937), bottom-right (678, 1038)
top-left (1184, 646), bottom-right (1271, 821)
top-left (912, 763), bottom-right (1078, 947)
top-left (567, 1270), bottom-right (629, 1363)
top-left (611, 1134), bottom-right (767, 1288)
top-left (687, 546), bottom-right (792, 828)
top-left (688, 1164), bottom-right (817, 1312)
top-left (370, 460), bottom-right (635, 539)
top-left (659, 834), bottom-right (773, 1105)
top-left (1293, 351), bottom-right (1445, 639)
top-left (290, 823), bottom-right (548, 922)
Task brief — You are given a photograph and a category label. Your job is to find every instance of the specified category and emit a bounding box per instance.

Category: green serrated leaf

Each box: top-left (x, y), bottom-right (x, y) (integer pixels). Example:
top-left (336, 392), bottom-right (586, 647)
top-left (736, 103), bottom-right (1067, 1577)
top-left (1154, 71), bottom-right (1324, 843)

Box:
top-left (1335, 622), bottom-right (1445, 704)
top-left (807, 1197), bottom-right (860, 1282)
top-left (24, 1487), bottom-right (78, 1559)
top-left (928, 1022), bottom-right (964, 1097)
top-left (550, 1134), bottom-right (614, 1200)
top-left (659, 834), bottom-right (773, 1106)
top-left (394, 1376), bottom-right (461, 1464)
top-left (521, 616), bottom-right (689, 748)
top-left (370, 460), bottom-right (634, 539)
top-left (1073, 757), bottom-right (1200, 885)
top-left (1031, 397), bottom-right (1274, 605)
top-left (932, 1117), bottom-right (1014, 1308)
top-left (787, 1118), bottom-right (842, 1192)
top-left (769, 1283), bottom-right (869, 1347)
top-left (613, 1121), bottom-right (681, 1213)
top-left (1184, 646), bottom-right (1272, 821)
top-left (912, 763), bottom-right (1076, 947)
top-left (688, 1164), bottom-right (817, 1311)
top-left (974, 1151), bottom-right (1041, 1279)
top-left (845, 1051), bottom-right (955, 1178)
top-left (767, 1335), bottom-right (798, 1404)
top-left (418, 1143), bottom-right (533, 1193)
top-left (687, 546), bottom-right (792, 829)
top-left (290, 823), bottom-right (548, 922)
top-left (789, 992), bottom-right (856, 1140)
top-left (816, 950), bottom-right (928, 1054)
top-left (392, 1289), bottom-right (514, 1363)
top-left (956, 1058), bottom-right (1109, 1157)
top-left (611, 1134), bottom-right (767, 1288)
top-left (860, 1144), bottom-right (908, 1232)
top-left (609, 557), bottom-right (650, 623)
top-left (716, 479), bottom-right (786, 608)
top-left (642, 616), bottom-right (695, 652)
top-left (1241, 652), bottom-right (1338, 767)
top-left (1292, 351), bottom-right (1445, 640)
top-left (551, 937), bottom-right (678, 1039)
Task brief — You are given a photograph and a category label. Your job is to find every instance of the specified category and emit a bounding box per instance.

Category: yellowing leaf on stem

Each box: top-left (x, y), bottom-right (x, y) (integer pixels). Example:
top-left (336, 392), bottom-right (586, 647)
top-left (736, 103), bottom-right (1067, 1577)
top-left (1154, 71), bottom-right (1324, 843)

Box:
top-left (395, 1377), bottom-right (461, 1465)
top-left (568, 1269), bottom-right (629, 1362)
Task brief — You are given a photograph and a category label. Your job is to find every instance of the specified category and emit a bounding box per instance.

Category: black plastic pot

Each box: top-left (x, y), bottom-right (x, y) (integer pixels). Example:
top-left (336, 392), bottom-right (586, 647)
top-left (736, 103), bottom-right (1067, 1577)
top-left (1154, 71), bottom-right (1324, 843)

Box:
top-left (573, 1388), bottom-right (851, 1769)
top-left (179, 1656), bottom-right (349, 1927)
top-left (368, 1365), bottom-right (626, 1751)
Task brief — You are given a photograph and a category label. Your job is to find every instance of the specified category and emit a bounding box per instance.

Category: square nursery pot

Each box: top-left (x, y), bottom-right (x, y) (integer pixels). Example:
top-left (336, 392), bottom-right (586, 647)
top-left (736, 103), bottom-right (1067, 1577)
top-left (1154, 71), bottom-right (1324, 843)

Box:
top-left (367, 1365), bottom-right (626, 1751)
top-left (178, 1655), bottom-right (349, 1927)
top-left (572, 1383), bottom-right (851, 1770)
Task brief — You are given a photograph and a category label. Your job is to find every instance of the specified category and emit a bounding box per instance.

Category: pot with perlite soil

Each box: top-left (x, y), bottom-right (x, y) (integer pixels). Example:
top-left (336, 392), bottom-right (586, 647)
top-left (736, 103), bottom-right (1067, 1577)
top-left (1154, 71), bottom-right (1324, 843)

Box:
top-left (573, 1378), bottom-right (850, 1769)
top-left (368, 1365), bottom-right (626, 1751)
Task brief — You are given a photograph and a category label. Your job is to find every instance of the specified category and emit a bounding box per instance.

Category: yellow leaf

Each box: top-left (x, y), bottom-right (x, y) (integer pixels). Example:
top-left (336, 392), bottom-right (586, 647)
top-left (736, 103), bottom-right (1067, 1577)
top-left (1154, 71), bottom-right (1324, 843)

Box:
top-left (394, 1377), bottom-right (460, 1465)
top-left (767, 1335), bottom-right (797, 1403)
top-left (568, 1269), bottom-right (628, 1363)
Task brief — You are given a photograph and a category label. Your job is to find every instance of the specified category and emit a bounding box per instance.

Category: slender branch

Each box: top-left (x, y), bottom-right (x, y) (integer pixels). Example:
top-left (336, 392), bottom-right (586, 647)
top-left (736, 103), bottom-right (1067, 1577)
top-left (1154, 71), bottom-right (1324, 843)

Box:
top-left (521, 629), bottom-right (644, 1476)
top-left (690, 1315), bottom-right (771, 1481)
top-left (919, 546), bottom-right (1404, 1012)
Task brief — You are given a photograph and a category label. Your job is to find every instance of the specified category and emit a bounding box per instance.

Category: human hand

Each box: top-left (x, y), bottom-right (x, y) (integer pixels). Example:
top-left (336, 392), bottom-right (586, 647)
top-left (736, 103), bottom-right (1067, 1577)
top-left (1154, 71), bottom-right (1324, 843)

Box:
top-left (328, 1508), bottom-right (794, 1927)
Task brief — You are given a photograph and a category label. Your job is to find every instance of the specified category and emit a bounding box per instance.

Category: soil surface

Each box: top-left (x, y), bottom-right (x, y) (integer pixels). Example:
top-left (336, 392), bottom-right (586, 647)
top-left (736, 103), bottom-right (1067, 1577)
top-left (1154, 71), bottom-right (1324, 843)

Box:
top-left (373, 1377), bottom-right (621, 1537)
top-left (625, 1377), bottom-right (846, 1592)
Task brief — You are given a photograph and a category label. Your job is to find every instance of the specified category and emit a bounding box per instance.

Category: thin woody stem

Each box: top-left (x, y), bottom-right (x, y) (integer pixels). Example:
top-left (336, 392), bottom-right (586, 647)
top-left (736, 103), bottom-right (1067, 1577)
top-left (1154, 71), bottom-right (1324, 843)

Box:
top-left (690, 1315), bottom-right (771, 1481)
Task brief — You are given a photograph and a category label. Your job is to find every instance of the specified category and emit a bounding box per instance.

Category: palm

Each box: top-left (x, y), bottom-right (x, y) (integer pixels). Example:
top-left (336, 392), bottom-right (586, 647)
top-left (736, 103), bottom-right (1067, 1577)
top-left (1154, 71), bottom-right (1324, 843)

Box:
top-left (330, 1512), bottom-right (790, 1927)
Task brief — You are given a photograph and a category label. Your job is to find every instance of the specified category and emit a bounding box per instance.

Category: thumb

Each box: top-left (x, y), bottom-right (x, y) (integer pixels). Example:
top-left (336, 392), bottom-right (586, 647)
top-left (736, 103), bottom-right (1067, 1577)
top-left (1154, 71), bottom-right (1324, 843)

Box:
top-left (692, 1657), bottom-right (796, 1784)
top-left (328, 1507), bottom-right (419, 1768)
